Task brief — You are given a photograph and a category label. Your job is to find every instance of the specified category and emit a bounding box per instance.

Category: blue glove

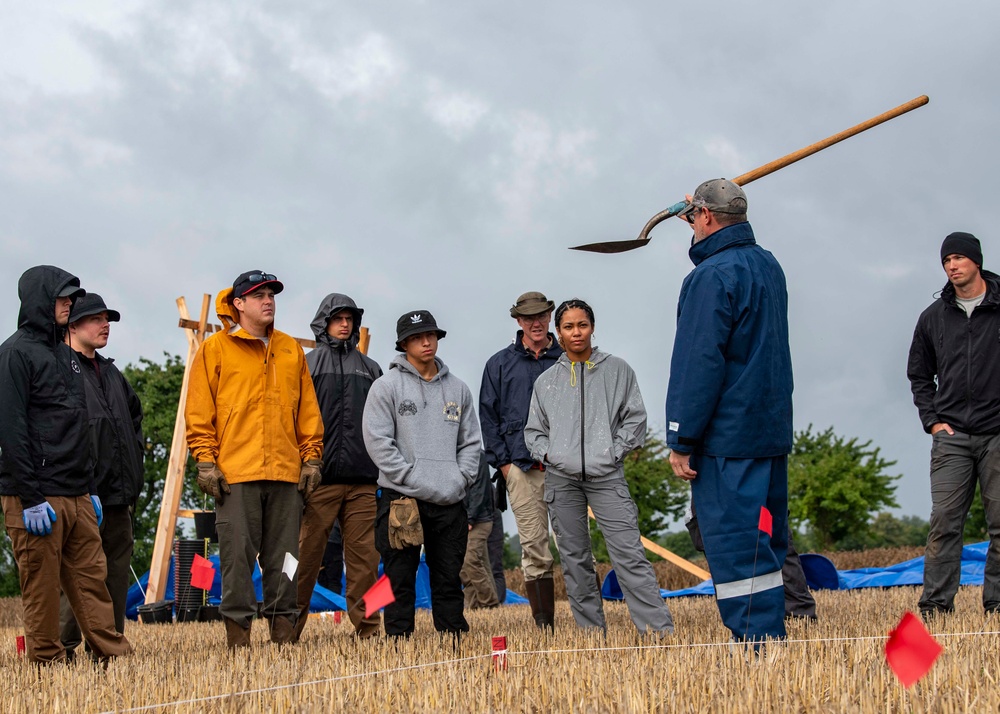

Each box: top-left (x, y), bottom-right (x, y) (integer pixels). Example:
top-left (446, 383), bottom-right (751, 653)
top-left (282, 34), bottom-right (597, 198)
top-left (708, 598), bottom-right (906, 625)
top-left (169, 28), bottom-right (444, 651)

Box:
top-left (23, 502), bottom-right (57, 536)
top-left (91, 495), bottom-right (103, 527)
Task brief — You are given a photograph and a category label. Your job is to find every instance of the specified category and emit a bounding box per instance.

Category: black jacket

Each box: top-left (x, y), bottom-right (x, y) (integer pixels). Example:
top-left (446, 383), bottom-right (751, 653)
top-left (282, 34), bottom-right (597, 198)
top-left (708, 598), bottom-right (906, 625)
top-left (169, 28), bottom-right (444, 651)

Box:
top-left (479, 331), bottom-right (563, 472)
top-left (0, 266), bottom-right (94, 506)
top-left (306, 294), bottom-right (383, 485)
top-left (907, 270), bottom-right (1000, 435)
top-left (78, 352), bottom-right (145, 506)
top-left (464, 452), bottom-right (496, 525)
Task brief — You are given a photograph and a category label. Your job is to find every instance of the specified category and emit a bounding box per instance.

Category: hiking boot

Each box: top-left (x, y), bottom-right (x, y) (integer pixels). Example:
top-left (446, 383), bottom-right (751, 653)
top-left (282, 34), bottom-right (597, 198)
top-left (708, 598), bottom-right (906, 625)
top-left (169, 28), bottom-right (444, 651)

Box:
top-left (536, 577), bottom-right (555, 632)
top-left (224, 617), bottom-right (251, 649)
top-left (269, 615), bottom-right (297, 645)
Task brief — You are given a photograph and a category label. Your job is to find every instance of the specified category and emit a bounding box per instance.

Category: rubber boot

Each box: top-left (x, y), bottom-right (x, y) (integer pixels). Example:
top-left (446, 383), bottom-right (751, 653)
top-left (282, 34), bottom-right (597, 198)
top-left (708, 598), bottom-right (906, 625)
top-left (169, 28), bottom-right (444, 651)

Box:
top-left (224, 617), bottom-right (251, 650)
top-left (537, 577), bottom-right (555, 632)
top-left (524, 578), bottom-right (543, 628)
top-left (270, 615), bottom-right (297, 645)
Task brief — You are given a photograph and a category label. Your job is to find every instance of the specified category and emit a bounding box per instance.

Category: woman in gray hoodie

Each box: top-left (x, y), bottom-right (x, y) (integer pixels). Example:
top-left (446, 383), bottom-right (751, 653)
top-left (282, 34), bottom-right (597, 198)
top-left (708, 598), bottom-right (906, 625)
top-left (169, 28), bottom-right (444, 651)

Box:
top-left (525, 299), bottom-right (673, 634)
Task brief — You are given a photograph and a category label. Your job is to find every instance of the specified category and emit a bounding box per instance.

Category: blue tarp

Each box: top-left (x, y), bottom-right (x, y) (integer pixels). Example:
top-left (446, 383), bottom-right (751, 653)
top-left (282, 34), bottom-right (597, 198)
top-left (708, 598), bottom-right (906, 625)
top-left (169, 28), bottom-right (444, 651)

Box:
top-left (127, 554), bottom-right (526, 620)
top-left (600, 541), bottom-right (990, 600)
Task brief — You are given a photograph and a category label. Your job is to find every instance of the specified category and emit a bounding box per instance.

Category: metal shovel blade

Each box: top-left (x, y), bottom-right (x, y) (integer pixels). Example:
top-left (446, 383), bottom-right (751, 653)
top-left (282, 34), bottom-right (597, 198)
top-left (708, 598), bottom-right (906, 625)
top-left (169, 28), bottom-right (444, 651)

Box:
top-left (570, 201), bottom-right (688, 253)
top-left (569, 238), bottom-right (652, 253)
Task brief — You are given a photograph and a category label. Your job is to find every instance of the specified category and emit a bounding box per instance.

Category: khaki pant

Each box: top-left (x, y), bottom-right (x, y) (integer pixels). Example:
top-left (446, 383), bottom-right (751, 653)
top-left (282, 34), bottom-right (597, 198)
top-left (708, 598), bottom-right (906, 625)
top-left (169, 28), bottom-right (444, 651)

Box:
top-left (59, 504), bottom-right (134, 652)
top-left (506, 464), bottom-right (553, 581)
top-left (294, 484), bottom-right (380, 639)
top-left (461, 520), bottom-right (499, 609)
top-left (2, 495), bottom-right (132, 663)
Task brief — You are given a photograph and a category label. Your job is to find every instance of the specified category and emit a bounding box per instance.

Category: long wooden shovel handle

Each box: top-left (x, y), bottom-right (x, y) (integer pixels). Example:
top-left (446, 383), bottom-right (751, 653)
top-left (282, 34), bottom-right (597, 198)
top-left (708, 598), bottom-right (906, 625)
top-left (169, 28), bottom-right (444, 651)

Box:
top-left (570, 95), bottom-right (929, 253)
top-left (587, 506), bottom-right (711, 580)
top-left (732, 95), bottom-right (929, 187)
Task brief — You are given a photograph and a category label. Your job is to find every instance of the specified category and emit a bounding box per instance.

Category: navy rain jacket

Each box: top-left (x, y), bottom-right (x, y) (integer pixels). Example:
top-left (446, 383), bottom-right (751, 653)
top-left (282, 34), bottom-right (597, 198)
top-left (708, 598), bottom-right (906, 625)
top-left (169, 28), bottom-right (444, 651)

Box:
top-left (479, 331), bottom-right (563, 472)
top-left (666, 222), bottom-right (793, 458)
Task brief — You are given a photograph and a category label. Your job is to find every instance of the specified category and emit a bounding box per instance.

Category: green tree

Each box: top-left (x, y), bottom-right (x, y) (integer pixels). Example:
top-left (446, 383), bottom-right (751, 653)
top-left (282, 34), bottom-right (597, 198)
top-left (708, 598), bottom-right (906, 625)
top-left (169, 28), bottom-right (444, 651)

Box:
top-left (788, 425), bottom-right (900, 551)
top-left (834, 512), bottom-right (930, 551)
top-left (122, 353), bottom-right (202, 575)
top-left (589, 431), bottom-right (690, 562)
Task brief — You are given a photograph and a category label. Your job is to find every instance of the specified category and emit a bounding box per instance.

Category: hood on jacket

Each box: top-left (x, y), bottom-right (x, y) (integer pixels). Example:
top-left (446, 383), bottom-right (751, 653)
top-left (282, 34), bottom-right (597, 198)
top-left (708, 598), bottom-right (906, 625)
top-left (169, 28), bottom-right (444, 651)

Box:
top-left (310, 293), bottom-right (364, 349)
top-left (17, 265), bottom-right (84, 344)
top-left (554, 348), bottom-right (609, 377)
top-left (215, 287), bottom-right (239, 331)
top-left (940, 269), bottom-right (1000, 306)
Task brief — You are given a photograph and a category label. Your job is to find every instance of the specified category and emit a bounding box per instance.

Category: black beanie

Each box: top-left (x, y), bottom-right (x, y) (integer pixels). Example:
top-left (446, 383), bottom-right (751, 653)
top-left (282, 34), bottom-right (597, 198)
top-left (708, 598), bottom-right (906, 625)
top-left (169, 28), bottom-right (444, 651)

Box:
top-left (941, 232), bottom-right (983, 267)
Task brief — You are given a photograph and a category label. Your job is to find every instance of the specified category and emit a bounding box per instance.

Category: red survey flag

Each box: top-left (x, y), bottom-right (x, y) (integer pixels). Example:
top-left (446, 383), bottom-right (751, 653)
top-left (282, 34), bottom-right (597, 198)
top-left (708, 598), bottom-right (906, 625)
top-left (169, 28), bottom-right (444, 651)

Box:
top-left (363, 574), bottom-right (395, 618)
top-left (758, 506), bottom-right (772, 537)
top-left (189, 555), bottom-right (216, 590)
top-left (885, 611), bottom-right (943, 687)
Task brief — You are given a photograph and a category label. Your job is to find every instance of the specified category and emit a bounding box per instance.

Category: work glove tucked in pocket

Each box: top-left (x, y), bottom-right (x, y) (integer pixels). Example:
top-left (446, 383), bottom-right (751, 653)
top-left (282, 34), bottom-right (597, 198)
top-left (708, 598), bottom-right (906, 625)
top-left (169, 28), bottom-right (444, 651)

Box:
top-left (388, 497), bottom-right (424, 550)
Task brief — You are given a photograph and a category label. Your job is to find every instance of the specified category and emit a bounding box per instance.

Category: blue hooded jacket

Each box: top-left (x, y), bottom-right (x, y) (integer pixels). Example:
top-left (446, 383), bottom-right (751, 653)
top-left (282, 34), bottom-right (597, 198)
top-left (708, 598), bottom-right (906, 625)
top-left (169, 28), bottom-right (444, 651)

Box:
top-left (665, 222), bottom-right (793, 458)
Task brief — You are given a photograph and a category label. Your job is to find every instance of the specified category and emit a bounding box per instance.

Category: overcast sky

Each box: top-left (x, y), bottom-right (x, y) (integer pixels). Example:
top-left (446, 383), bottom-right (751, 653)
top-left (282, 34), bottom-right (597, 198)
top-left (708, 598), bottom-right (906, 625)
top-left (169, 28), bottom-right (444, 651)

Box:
top-left (3, 1), bottom-right (997, 526)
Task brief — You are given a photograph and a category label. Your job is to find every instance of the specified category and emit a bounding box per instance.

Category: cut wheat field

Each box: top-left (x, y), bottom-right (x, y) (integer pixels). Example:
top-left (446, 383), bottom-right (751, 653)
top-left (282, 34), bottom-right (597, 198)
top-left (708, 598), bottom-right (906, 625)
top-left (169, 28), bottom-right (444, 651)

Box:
top-left (2, 551), bottom-right (998, 713)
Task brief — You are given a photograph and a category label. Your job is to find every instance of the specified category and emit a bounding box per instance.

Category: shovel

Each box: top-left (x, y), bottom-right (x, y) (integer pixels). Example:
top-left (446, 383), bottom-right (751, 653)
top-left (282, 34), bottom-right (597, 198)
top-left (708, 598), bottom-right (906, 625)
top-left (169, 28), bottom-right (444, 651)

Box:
top-left (570, 95), bottom-right (929, 253)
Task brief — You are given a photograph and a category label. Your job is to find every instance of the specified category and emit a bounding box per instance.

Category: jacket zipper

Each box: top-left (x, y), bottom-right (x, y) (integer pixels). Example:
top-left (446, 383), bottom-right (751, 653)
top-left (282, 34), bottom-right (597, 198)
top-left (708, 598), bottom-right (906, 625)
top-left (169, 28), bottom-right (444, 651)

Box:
top-left (337, 347), bottom-right (346, 479)
top-left (580, 363), bottom-right (587, 481)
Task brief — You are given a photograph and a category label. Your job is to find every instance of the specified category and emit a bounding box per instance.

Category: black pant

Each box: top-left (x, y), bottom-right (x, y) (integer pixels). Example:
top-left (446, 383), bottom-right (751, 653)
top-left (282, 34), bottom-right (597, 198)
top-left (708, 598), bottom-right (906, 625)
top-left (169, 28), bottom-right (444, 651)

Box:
top-left (488, 506), bottom-right (507, 604)
top-left (318, 520), bottom-right (344, 594)
top-left (375, 489), bottom-right (469, 636)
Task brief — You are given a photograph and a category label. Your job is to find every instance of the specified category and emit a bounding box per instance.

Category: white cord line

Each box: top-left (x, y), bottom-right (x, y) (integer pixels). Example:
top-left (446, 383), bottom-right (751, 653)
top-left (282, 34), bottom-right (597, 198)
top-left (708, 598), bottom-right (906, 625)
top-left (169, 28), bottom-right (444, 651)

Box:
top-left (99, 629), bottom-right (1000, 714)
top-left (100, 653), bottom-right (491, 714)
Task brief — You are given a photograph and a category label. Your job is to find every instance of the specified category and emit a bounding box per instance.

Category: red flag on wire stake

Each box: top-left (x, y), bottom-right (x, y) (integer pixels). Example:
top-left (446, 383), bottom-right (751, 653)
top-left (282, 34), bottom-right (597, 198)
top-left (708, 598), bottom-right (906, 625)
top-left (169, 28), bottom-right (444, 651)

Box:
top-left (492, 636), bottom-right (508, 671)
top-left (758, 506), bottom-right (772, 537)
top-left (363, 574), bottom-right (395, 618)
top-left (885, 611), bottom-right (942, 687)
top-left (190, 554), bottom-right (215, 591)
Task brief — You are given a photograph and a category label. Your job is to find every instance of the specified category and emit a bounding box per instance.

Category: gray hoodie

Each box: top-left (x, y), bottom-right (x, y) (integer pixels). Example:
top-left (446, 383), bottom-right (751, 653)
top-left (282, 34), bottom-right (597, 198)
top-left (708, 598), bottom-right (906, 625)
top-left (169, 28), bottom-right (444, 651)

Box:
top-left (524, 349), bottom-right (646, 481)
top-left (362, 354), bottom-right (482, 505)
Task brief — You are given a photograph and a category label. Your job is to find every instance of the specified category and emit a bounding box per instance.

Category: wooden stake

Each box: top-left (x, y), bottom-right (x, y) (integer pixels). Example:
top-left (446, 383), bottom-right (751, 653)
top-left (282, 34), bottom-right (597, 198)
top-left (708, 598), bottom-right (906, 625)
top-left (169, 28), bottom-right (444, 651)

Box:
top-left (146, 296), bottom-right (207, 604)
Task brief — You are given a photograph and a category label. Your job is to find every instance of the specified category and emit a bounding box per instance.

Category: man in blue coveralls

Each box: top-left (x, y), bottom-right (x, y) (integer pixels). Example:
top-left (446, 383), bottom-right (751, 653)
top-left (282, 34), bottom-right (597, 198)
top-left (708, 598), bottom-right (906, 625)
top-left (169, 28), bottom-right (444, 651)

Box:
top-left (666, 179), bottom-right (793, 644)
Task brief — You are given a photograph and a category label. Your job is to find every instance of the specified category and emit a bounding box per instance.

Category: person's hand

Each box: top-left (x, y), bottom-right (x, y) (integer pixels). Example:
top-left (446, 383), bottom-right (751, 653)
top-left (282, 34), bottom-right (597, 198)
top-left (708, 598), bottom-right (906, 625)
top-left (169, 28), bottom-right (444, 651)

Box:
top-left (23, 501), bottom-right (57, 536)
top-left (90, 494), bottom-right (103, 527)
top-left (469, 524), bottom-right (473, 531)
top-left (931, 423), bottom-right (955, 436)
top-left (669, 451), bottom-right (698, 481)
top-left (298, 460), bottom-right (323, 499)
top-left (196, 462), bottom-right (231, 504)
top-left (500, 464), bottom-right (512, 478)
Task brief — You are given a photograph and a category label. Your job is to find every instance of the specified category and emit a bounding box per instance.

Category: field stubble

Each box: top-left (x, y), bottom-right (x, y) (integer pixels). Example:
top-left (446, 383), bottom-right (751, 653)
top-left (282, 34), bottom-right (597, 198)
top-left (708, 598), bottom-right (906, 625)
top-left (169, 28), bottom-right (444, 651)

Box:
top-left (1, 551), bottom-right (998, 713)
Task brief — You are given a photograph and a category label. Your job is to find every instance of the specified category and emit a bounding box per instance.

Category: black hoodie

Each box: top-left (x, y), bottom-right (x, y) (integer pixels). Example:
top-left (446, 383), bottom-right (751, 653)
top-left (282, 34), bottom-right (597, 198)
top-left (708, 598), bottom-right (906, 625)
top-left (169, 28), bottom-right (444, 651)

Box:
top-left (0, 266), bottom-right (94, 506)
top-left (306, 293), bottom-right (383, 485)
top-left (907, 270), bottom-right (1000, 435)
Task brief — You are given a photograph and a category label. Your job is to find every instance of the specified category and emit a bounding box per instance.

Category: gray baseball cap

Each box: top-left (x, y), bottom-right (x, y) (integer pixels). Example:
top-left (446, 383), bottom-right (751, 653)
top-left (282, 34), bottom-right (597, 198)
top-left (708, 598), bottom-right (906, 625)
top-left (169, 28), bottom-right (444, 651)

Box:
top-left (677, 178), bottom-right (748, 218)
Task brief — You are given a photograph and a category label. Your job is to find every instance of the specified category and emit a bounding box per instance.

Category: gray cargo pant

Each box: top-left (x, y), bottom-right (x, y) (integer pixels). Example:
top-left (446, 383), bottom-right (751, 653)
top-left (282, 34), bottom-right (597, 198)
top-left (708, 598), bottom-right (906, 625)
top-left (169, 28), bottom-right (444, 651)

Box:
top-left (920, 430), bottom-right (1000, 613)
top-left (216, 481), bottom-right (303, 628)
top-left (544, 471), bottom-right (673, 633)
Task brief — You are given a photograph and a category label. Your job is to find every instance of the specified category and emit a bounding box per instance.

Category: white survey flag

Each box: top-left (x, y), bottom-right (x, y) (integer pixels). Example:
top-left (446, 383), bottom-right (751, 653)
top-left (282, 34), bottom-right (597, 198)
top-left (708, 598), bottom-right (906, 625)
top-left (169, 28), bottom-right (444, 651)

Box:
top-left (282, 552), bottom-right (298, 580)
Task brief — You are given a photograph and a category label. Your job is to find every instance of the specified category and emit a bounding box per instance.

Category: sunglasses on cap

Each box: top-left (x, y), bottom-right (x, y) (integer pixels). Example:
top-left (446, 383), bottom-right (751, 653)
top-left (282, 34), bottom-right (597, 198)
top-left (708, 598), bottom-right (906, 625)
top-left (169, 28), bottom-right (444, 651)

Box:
top-left (246, 272), bottom-right (277, 283)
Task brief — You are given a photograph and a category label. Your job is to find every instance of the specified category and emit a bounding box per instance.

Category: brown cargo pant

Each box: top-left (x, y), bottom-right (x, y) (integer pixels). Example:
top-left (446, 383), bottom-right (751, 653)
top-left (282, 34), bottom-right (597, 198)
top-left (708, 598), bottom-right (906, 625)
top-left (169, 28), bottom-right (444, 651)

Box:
top-left (59, 504), bottom-right (134, 653)
top-left (2, 495), bottom-right (133, 663)
top-left (294, 483), bottom-right (380, 640)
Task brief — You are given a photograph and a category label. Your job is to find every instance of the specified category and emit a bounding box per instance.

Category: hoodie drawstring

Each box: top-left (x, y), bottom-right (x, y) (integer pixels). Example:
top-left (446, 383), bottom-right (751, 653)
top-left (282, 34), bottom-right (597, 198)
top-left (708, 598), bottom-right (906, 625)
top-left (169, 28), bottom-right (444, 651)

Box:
top-left (568, 360), bottom-right (595, 388)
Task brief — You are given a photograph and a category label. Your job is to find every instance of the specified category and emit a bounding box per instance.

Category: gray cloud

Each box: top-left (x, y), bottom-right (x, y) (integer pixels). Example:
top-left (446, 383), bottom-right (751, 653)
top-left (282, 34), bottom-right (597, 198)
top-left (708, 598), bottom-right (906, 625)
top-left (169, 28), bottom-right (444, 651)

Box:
top-left (3, 1), bottom-right (998, 523)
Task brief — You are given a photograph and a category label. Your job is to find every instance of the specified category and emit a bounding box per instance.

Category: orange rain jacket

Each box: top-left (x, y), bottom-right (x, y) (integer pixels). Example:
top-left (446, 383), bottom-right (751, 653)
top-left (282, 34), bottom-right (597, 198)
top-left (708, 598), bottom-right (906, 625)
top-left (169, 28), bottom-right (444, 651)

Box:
top-left (185, 288), bottom-right (323, 484)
